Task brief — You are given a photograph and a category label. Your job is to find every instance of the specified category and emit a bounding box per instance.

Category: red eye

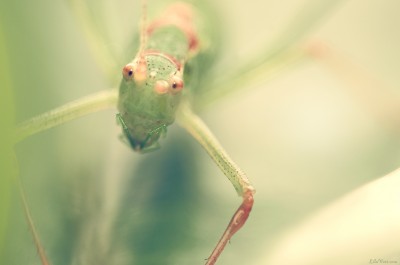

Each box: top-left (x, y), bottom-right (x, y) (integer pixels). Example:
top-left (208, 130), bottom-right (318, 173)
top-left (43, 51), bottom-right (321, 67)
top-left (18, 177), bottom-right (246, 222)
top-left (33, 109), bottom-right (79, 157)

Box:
top-left (169, 76), bottom-right (184, 94)
top-left (122, 64), bottom-right (134, 80)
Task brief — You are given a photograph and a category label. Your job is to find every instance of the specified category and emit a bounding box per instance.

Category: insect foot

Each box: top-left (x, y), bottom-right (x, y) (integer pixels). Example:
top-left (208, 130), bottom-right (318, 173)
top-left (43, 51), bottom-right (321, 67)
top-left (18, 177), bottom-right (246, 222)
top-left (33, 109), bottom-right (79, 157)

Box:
top-left (205, 190), bottom-right (254, 265)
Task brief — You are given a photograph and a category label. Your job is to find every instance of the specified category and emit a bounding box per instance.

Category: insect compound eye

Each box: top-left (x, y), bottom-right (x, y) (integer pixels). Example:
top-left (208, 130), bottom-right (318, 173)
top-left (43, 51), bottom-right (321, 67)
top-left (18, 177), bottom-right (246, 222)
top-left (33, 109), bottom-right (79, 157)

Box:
top-left (122, 63), bottom-right (134, 80)
top-left (169, 76), bottom-right (184, 94)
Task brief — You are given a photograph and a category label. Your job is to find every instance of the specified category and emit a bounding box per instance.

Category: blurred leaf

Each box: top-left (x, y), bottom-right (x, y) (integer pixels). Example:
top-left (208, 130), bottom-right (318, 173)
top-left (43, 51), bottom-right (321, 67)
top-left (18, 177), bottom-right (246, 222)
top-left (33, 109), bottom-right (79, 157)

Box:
top-left (263, 168), bottom-right (400, 265)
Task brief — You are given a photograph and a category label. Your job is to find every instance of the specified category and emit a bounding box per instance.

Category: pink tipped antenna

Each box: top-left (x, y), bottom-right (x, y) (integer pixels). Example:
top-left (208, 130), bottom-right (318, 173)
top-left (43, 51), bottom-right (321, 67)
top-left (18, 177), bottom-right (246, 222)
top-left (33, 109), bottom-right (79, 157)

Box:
top-left (139, 0), bottom-right (148, 55)
top-left (133, 0), bottom-right (148, 84)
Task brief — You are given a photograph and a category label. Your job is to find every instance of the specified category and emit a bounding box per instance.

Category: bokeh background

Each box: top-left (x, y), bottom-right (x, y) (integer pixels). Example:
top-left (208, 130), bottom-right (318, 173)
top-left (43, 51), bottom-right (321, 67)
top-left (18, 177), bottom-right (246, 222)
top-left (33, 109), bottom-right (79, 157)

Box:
top-left (1, 0), bottom-right (400, 264)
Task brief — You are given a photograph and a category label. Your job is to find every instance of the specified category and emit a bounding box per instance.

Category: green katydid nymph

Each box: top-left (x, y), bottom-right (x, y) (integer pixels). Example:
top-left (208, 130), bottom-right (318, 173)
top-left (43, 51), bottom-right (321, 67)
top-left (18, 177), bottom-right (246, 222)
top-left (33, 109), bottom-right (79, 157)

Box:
top-left (10, 0), bottom-right (376, 264)
top-left (117, 3), bottom-right (197, 151)
top-left (13, 2), bottom-right (259, 265)
top-left (116, 3), bottom-right (255, 264)
top-left (7, 0), bottom-right (396, 264)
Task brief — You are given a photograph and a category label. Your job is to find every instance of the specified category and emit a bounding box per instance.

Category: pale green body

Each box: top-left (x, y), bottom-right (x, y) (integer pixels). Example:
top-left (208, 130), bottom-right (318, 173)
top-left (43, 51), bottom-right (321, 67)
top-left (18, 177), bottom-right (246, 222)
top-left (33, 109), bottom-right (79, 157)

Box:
top-left (117, 26), bottom-right (188, 151)
top-left (12, 1), bottom-right (345, 264)
top-left (117, 5), bottom-right (216, 151)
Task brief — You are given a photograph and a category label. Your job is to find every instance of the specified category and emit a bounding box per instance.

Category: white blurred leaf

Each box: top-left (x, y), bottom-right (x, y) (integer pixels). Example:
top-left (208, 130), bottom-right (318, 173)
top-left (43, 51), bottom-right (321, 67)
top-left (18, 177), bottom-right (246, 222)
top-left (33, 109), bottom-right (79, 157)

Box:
top-left (262, 168), bottom-right (400, 265)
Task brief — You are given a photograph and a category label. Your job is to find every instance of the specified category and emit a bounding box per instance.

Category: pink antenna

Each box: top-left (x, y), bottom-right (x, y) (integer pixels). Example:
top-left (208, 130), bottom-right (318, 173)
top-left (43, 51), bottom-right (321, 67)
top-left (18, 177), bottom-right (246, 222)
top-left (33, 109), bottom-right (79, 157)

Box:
top-left (134, 0), bottom-right (148, 83)
top-left (139, 0), bottom-right (148, 54)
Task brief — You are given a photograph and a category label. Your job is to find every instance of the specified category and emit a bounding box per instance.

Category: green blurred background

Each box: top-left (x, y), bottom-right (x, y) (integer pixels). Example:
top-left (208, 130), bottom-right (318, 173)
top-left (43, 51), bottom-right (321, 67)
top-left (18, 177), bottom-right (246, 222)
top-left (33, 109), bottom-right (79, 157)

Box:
top-left (1, 0), bottom-right (400, 264)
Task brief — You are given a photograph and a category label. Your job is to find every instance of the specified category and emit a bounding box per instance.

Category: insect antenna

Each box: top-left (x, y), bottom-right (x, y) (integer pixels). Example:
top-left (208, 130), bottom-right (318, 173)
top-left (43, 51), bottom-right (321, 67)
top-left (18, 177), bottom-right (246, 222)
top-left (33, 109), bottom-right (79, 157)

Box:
top-left (134, 0), bottom-right (148, 83)
top-left (139, 0), bottom-right (148, 54)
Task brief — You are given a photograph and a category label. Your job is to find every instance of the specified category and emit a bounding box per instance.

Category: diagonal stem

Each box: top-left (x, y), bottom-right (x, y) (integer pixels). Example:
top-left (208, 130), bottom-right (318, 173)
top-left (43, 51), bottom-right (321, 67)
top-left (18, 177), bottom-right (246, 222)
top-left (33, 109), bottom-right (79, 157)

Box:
top-left (67, 0), bottom-right (119, 82)
top-left (197, 0), bottom-right (345, 108)
top-left (12, 153), bottom-right (51, 265)
top-left (197, 47), bottom-right (308, 109)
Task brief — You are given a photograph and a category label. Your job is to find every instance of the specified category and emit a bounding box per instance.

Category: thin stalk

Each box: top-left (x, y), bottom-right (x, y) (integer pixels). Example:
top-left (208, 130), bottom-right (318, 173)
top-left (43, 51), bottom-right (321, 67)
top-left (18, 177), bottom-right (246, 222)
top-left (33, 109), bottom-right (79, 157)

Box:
top-left (67, 0), bottom-right (118, 82)
top-left (12, 154), bottom-right (51, 265)
top-left (198, 0), bottom-right (345, 108)
top-left (197, 47), bottom-right (308, 108)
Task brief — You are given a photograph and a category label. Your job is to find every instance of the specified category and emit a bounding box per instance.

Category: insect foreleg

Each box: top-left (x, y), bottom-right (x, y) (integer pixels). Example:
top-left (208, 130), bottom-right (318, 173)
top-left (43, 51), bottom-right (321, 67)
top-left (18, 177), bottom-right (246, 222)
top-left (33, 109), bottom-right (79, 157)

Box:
top-left (177, 101), bottom-right (255, 265)
top-left (146, 123), bottom-right (168, 141)
top-left (140, 124), bottom-right (168, 152)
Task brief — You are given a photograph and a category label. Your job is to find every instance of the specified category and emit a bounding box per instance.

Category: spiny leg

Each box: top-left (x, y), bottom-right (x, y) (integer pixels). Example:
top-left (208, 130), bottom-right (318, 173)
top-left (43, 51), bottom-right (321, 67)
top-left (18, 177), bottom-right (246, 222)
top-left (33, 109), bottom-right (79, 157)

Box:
top-left (116, 113), bottom-right (165, 152)
top-left (177, 102), bottom-right (255, 265)
top-left (116, 113), bottom-right (132, 142)
top-left (15, 89), bottom-right (118, 143)
top-left (144, 124), bottom-right (167, 142)
top-left (138, 124), bottom-right (167, 153)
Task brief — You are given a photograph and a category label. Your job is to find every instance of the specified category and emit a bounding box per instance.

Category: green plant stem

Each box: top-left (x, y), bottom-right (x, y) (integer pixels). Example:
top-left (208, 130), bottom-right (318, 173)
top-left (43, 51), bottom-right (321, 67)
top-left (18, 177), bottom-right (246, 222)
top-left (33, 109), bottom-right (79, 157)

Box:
top-left (67, 0), bottom-right (118, 82)
top-left (197, 0), bottom-right (344, 108)
top-left (13, 153), bottom-right (51, 265)
top-left (197, 48), bottom-right (308, 108)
